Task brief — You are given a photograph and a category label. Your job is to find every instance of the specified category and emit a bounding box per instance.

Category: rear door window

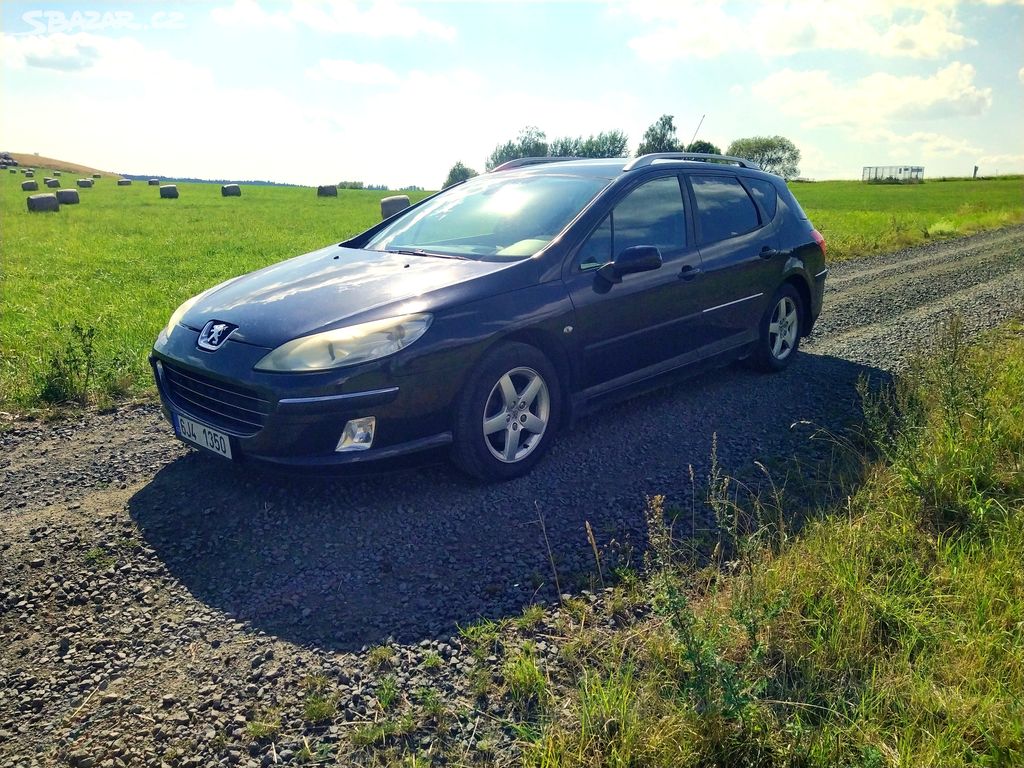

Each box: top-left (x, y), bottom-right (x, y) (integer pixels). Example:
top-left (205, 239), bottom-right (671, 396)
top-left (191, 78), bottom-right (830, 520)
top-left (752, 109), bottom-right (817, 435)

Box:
top-left (690, 175), bottom-right (760, 244)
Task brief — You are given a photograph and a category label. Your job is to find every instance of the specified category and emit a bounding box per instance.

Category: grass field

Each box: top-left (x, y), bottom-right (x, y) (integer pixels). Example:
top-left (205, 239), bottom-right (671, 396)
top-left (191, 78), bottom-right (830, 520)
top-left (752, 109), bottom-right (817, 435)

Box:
top-left (796, 176), bottom-right (1023, 261)
top-left (0, 170), bottom-right (1021, 411)
top-left (0, 176), bottom-right (429, 409)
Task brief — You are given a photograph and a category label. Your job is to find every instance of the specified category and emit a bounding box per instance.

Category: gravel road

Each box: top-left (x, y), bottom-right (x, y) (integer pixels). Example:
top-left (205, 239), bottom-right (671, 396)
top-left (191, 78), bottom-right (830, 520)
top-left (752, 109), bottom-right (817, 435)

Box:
top-left (2, 225), bottom-right (1023, 766)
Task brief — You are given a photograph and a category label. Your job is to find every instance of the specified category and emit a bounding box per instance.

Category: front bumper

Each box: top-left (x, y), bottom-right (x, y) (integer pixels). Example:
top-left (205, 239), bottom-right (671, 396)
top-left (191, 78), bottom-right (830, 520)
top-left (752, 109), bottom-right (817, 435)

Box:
top-left (150, 328), bottom-right (459, 467)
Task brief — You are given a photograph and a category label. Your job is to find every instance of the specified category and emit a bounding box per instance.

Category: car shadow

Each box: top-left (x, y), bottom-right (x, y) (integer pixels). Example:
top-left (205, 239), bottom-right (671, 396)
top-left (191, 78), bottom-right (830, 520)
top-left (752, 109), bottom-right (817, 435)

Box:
top-left (128, 350), bottom-right (890, 651)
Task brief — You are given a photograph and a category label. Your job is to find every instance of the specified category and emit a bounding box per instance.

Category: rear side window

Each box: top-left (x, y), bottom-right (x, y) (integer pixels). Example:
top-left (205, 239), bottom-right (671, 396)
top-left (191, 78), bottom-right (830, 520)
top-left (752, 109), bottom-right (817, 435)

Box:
top-left (746, 178), bottom-right (778, 220)
top-left (690, 175), bottom-right (760, 243)
top-left (577, 176), bottom-right (686, 269)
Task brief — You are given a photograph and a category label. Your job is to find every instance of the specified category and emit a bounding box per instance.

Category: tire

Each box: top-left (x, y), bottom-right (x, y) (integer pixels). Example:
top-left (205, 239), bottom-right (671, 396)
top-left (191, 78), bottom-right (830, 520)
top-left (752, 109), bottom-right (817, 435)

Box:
top-left (752, 284), bottom-right (803, 372)
top-left (452, 342), bottom-right (561, 481)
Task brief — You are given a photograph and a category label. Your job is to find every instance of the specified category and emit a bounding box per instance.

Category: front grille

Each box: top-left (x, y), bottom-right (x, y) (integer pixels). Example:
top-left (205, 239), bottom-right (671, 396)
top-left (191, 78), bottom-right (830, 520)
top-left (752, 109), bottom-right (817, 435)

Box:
top-left (161, 361), bottom-right (272, 436)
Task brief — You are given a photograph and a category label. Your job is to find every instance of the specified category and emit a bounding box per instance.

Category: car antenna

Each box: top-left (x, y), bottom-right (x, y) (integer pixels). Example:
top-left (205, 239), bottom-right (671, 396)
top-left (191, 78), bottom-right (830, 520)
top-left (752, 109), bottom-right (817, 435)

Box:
top-left (688, 114), bottom-right (706, 148)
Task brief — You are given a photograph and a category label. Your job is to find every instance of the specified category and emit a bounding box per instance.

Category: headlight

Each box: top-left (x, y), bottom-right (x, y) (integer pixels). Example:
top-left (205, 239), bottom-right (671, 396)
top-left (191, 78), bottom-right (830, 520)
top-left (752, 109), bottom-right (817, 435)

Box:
top-left (164, 294), bottom-right (202, 337)
top-left (254, 314), bottom-right (433, 372)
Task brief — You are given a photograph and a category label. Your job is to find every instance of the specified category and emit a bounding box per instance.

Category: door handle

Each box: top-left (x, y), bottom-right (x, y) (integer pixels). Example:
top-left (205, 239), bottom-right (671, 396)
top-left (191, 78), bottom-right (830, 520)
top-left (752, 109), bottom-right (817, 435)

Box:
top-left (760, 247), bottom-right (781, 259)
top-left (679, 265), bottom-right (702, 281)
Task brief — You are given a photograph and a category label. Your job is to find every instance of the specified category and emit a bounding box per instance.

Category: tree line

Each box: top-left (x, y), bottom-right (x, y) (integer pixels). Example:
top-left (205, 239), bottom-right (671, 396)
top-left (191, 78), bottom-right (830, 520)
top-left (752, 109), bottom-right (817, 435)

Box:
top-left (442, 114), bottom-right (801, 188)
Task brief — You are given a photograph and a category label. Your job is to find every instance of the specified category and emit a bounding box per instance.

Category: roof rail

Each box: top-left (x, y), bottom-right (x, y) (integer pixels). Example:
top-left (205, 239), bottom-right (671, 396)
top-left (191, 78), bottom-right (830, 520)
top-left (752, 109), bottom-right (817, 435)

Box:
top-left (489, 156), bottom-right (582, 173)
top-left (623, 152), bottom-right (760, 171)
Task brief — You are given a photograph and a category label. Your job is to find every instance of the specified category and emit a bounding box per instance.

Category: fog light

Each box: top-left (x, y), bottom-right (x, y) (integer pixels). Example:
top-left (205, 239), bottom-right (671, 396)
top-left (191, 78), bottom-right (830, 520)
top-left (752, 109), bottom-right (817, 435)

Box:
top-left (336, 416), bottom-right (376, 452)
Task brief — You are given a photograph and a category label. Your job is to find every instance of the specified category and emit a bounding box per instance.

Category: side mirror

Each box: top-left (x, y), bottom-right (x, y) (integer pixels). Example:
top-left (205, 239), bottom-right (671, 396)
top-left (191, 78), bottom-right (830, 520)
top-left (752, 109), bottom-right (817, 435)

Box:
top-left (597, 245), bottom-right (663, 284)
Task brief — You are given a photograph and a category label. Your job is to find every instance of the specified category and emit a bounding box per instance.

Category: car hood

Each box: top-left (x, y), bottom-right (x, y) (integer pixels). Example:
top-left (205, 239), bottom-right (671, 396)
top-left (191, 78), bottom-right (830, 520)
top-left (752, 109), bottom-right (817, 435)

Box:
top-left (181, 245), bottom-right (523, 347)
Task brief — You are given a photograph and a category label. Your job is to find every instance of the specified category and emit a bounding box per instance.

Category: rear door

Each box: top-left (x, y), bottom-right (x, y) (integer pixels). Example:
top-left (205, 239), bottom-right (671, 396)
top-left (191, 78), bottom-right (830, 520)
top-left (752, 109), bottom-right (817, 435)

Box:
top-left (685, 173), bottom-right (781, 345)
top-left (563, 173), bottom-right (706, 392)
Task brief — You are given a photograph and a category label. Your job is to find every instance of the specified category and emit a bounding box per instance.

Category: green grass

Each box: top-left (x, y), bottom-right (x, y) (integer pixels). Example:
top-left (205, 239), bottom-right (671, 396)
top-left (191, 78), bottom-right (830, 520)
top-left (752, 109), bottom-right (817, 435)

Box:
top-left (302, 693), bottom-right (338, 724)
top-left (503, 641), bottom-right (549, 716)
top-left (0, 174), bottom-right (429, 409)
top-left (244, 707), bottom-right (282, 741)
top-left (524, 318), bottom-right (1024, 766)
top-left (791, 176), bottom-right (1024, 262)
top-left (367, 643), bottom-right (396, 670)
top-left (1, 170), bottom-right (1021, 411)
top-left (376, 675), bottom-right (399, 712)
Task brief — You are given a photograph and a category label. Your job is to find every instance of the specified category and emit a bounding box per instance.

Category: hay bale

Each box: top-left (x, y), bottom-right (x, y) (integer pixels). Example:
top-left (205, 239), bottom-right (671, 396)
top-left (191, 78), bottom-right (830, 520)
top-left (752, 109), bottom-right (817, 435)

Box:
top-left (77, 178), bottom-right (94, 188)
top-left (21, 180), bottom-right (39, 191)
top-left (45, 178), bottom-right (60, 188)
top-left (159, 184), bottom-right (179, 199)
top-left (117, 178), bottom-right (132, 186)
top-left (53, 170), bottom-right (61, 176)
top-left (148, 178), bottom-right (159, 186)
top-left (56, 189), bottom-right (80, 204)
top-left (8, 169), bottom-right (15, 174)
top-left (24, 171), bottom-right (34, 177)
top-left (380, 194), bottom-right (411, 219)
top-left (221, 184), bottom-right (241, 197)
top-left (27, 194), bottom-right (59, 213)
top-left (92, 173), bottom-right (101, 178)
top-left (317, 185), bottom-right (338, 197)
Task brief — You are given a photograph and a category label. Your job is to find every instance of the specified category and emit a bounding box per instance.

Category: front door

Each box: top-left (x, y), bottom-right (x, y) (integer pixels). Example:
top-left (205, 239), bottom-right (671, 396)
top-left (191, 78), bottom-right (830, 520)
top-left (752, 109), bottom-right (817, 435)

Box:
top-left (564, 174), bottom-right (706, 393)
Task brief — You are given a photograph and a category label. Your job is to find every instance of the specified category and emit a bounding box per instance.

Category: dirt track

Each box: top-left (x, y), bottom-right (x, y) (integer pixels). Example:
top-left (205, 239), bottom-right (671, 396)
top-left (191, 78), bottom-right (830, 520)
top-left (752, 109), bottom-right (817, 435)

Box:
top-left (2, 226), bottom-right (1023, 767)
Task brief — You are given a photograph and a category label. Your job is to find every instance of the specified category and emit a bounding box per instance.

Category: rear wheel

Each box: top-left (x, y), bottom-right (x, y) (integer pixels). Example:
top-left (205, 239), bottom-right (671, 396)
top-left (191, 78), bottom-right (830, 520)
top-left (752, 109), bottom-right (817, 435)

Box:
top-left (452, 342), bottom-right (561, 481)
top-left (752, 285), bottom-right (803, 371)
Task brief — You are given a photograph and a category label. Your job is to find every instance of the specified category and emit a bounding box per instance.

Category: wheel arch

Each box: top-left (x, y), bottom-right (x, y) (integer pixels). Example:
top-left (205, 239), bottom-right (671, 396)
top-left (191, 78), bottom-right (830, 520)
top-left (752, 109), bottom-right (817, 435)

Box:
top-left (782, 273), bottom-right (813, 336)
top-left (491, 328), bottom-right (575, 427)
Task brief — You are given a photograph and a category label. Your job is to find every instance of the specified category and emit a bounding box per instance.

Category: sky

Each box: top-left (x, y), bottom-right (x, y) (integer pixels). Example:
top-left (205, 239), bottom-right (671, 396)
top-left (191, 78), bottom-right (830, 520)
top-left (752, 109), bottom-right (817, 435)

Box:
top-left (2, 0), bottom-right (1023, 189)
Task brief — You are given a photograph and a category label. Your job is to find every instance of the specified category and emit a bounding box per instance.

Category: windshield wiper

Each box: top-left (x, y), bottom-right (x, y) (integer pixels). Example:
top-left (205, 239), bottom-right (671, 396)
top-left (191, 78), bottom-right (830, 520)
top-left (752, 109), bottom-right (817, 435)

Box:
top-left (385, 248), bottom-right (471, 261)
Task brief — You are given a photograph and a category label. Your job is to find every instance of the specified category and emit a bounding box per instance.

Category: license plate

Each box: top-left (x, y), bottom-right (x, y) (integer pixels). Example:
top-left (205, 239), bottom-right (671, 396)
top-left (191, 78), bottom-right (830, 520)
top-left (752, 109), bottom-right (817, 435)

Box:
top-left (176, 414), bottom-right (233, 459)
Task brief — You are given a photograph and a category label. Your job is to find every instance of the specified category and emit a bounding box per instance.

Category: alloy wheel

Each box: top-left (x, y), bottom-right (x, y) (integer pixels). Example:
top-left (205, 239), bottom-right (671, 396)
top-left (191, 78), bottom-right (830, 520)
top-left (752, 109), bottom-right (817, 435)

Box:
top-left (482, 366), bottom-right (550, 463)
top-left (768, 296), bottom-right (799, 361)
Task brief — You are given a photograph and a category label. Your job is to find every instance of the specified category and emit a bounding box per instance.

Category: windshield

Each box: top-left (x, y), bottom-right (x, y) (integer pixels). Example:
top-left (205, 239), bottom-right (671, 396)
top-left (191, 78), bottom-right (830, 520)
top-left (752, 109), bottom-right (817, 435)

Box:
top-left (365, 173), bottom-right (610, 261)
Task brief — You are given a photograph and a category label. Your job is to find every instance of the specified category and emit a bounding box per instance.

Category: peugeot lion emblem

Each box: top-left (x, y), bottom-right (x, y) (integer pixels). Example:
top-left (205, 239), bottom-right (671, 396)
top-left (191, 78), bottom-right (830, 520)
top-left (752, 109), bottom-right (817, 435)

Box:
top-left (197, 320), bottom-right (238, 351)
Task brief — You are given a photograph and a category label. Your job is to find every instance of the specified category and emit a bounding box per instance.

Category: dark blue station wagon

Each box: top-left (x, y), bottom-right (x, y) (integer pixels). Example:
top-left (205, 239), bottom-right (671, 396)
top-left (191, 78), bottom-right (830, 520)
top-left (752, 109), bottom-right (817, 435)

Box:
top-left (151, 153), bottom-right (827, 481)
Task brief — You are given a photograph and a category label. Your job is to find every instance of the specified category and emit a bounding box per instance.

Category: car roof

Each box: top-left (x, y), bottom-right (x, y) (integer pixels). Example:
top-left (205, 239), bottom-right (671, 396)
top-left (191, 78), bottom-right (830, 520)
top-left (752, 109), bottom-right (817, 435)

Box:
top-left (490, 153), bottom-right (768, 181)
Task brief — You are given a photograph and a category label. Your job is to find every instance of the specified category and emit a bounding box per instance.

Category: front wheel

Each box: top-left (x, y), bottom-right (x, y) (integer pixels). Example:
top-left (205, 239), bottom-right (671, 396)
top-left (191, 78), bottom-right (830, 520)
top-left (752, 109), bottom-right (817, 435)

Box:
top-left (752, 285), bottom-right (803, 372)
top-left (452, 342), bottom-right (561, 481)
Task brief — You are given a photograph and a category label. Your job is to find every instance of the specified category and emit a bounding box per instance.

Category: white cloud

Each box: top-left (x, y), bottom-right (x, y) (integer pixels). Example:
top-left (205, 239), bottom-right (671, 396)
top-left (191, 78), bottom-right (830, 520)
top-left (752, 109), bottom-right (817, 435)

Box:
top-left (978, 151), bottom-right (1024, 166)
top-left (3, 32), bottom-right (104, 71)
top-left (2, 31), bottom-right (211, 86)
top-left (306, 59), bottom-right (399, 85)
top-left (751, 62), bottom-right (992, 128)
top-left (621, 0), bottom-right (975, 60)
top-left (860, 128), bottom-right (981, 156)
top-left (1019, 66), bottom-right (1024, 84)
top-left (210, 0), bottom-right (292, 30)
top-left (210, 0), bottom-right (455, 41)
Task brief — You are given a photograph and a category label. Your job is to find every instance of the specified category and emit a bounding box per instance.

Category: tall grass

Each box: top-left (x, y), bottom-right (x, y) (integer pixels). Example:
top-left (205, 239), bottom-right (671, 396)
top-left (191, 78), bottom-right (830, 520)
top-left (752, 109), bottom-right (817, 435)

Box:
top-left (528, 318), bottom-right (1024, 767)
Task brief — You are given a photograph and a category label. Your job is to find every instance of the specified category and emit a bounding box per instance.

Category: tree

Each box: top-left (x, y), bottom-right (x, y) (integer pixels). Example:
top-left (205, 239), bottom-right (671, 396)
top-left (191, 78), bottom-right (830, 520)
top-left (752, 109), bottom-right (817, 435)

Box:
top-left (726, 135), bottom-right (801, 179)
top-left (549, 130), bottom-right (629, 159)
top-left (580, 130), bottom-right (629, 158)
top-left (548, 136), bottom-right (581, 157)
top-left (443, 161), bottom-right (478, 189)
top-left (486, 126), bottom-right (548, 170)
top-left (685, 139), bottom-right (722, 155)
top-left (636, 115), bottom-right (682, 156)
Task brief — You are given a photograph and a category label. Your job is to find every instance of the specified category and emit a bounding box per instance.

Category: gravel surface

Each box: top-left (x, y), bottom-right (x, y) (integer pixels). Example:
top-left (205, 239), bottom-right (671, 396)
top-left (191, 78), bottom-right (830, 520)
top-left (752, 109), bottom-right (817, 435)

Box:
top-left (2, 225), bottom-right (1023, 766)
